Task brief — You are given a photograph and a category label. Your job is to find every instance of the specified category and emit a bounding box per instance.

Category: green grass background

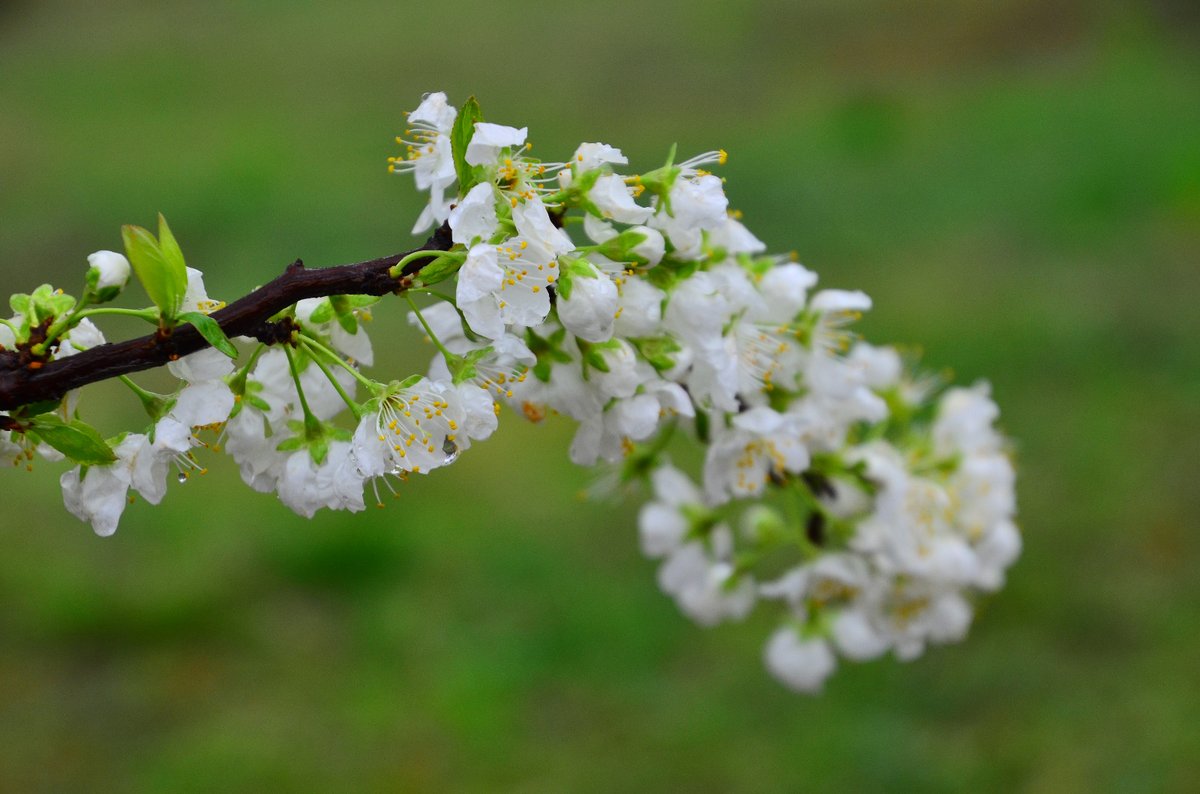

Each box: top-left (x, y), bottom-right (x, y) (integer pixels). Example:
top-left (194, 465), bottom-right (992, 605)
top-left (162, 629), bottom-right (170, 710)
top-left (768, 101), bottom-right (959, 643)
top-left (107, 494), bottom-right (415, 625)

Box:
top-left (1, 0), bottom-right (1198, 790)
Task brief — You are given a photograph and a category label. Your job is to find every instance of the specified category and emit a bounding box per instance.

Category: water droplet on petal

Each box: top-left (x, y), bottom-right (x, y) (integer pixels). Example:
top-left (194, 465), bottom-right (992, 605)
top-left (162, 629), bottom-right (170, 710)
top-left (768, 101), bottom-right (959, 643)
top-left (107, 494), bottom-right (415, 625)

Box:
top-left (442, 436), bottom-right (459, 465)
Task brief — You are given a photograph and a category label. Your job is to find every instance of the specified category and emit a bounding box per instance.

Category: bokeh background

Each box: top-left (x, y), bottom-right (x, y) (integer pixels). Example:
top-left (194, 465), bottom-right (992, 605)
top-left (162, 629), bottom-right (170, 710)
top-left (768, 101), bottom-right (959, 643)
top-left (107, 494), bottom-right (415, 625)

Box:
top-left (1, 0), bottom-right (1198, 790)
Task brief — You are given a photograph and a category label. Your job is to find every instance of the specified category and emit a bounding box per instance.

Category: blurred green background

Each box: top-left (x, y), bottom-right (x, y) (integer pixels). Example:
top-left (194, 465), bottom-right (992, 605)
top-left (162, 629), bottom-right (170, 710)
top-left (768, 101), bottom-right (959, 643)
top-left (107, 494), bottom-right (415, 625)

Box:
top-left (1, 0), bottom-right (1198, 790)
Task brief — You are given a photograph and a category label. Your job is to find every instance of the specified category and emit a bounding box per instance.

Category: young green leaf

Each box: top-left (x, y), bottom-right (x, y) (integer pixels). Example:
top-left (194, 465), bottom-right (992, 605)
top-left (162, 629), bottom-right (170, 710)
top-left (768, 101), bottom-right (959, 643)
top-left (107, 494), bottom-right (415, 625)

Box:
top-left (31, 415), bottom-right (116, 465)
top-left (178, 311), bottom-right (238, 358)
top-left (156, 215), bottom-right (188, 276)
top-left (12, 399), bottom-right (63, 418)
top-left (413, 253), bottom-right (463, 288)
top-left (451, 96), bottom-right (484, 197)
top-left (122, 224), bottom-right (184, 320)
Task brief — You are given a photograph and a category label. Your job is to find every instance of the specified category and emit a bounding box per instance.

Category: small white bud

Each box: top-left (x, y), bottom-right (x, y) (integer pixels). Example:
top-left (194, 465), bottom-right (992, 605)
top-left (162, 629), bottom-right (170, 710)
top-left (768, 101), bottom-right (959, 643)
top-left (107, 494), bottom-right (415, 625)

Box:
top-left (87, 250), bottom-right (131, 291)
top-left (627, 225), bottom-right (665, 265)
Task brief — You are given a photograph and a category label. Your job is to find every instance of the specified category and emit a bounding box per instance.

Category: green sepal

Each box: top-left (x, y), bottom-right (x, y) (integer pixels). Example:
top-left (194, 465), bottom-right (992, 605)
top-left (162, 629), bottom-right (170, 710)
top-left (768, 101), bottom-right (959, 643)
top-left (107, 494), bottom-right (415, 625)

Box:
top-left (694, 410), bottom-right (710, 444)
top-left (555, 256), bottom-right (600, 301)
top-left (122, 219), bottom-right (187, 321)
top-left (178, 311), bottom-right (238, 358)
top-left (396, 373), bottom-right (424, 390)
top-left (451, 96), bottom-right (485, 197)
top-left (576, 338), bottom-right (621, 376)
top-left (276, 416), bottom-right (337, 465)
top-left (741, 505), bottom-right (788, 546)
top-left (238, 379), bottom-right (274, 415)
top-left (84, 265), bottom-right (101, 294)
top-left (446, 346), bottom-right (491, 386)
top-left (30, 415), bottom-right (116, 465)
top-left (592, 228), bottom-right (649, 263)
top-left (93, 286), bottom-right (122, 304)
top-left (560, 168), bottom-right (603, 214)
top-left (305, 298), bottom-right (335, 325)
top-left (767, 384), bottom-right (801, 412)
top-left (309, 436), bottom-right (330, 465)
top-left (643, 258), bottom-right (699, 292)
top-left (629, 336), bottom-right (682, 373)
top-left (741, 253), bottom-right (777, 278)
top-left (635, 143), bottom-right (680, 213)
top-left (276, 435), bottom-right (306, 452)
top-left (330, 296), bottom-right (359, 335)
top-left (526, 326), bottom-right (572, 383)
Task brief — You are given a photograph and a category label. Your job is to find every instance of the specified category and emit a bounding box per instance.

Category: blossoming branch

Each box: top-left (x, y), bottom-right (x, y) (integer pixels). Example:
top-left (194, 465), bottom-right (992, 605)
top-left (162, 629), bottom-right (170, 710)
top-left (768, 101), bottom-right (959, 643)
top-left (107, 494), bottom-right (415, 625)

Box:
top-left (0, 93), bottom-right (1020, 692)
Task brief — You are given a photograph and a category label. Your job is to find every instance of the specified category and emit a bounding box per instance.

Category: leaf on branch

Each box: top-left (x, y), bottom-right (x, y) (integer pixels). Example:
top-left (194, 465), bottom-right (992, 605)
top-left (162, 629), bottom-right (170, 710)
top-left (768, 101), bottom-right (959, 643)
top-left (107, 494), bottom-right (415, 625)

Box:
top-left (178, 311), bottom-right (239, 358)
top-left (12, 399), bottom-right (63, 418)
top-left (452, 96), bottom-right (485, 198)
top-left (122, 217), bottom-right (188, 321)
top-left (30, 415), bottom-right (116, 465)
top-left (413, 254), bottom-right (462, 288)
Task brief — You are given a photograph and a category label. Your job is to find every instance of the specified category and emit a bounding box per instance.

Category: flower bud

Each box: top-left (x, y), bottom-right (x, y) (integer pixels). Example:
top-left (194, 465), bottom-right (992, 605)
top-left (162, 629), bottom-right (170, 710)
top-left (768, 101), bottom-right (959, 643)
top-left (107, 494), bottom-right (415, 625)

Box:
top-left (557, 259), bottom-right (618, 343)
top-left (627, 225), bottom-right (665, 266)
top-left (88, 250), bottom-right (131, 289)
top-left (86, 250), bottom-right (131, 302)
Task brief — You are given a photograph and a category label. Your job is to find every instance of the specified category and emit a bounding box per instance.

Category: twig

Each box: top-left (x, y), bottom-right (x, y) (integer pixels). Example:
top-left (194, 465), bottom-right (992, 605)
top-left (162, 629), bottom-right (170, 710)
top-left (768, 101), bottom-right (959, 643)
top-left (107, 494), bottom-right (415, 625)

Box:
top-left (0, 223), bottom-right (453, 411)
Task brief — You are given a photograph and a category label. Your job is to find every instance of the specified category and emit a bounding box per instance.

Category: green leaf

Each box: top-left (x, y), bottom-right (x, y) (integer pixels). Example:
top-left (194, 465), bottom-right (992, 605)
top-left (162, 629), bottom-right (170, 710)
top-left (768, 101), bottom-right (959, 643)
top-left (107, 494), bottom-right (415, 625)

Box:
top-left (342, 294), bottom-right (381, 309)
top-left (123, 224), bottom-right (183, 320)
top-left (157, 215), bottom-right (190, 312)
top-left (451, 96), bottom-right (484, 197)
top-left (9, 293), bottom-right (30, 317)
top-left (31, 415), bottom-right (116, 465)
top-left (157, 214), bottom-right (187, 273)
top-left (178, 311), bottom-right (238, 358)
top-left (27, 284), bottom-right (75, 324)
top-left (413, 253), bottom-right (464, 287)
top-left (13, 399), bottom-right (62, 418)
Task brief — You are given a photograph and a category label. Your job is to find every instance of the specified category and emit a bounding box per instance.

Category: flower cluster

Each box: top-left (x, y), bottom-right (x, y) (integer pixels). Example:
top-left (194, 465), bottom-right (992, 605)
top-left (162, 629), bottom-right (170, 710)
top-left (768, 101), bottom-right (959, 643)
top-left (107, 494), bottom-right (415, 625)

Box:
top-left (0, 92), bottom-right (1018, 692)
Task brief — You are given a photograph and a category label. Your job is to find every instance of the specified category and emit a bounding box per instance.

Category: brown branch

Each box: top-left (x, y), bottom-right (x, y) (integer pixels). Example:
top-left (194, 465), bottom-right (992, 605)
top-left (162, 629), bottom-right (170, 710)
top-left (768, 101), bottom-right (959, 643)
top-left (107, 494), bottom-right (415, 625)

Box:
top-left (0, 222), bottom-right (454, 412)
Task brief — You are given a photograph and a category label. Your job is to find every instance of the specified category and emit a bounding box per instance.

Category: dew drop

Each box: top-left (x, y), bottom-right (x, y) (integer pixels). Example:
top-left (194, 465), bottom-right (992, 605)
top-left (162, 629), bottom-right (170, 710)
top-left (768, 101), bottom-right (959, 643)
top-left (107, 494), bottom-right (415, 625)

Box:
top-left (177, 472), bottom-right (188, 483)
top-left (442, 436), bottom-right (459, 465)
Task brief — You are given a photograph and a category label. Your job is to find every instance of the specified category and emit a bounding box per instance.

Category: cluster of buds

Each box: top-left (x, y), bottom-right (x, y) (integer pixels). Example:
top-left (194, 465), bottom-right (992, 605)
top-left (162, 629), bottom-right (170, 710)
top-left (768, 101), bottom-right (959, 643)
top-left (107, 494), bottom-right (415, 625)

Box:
top-left (0, 93), bottom-right (1018, 692)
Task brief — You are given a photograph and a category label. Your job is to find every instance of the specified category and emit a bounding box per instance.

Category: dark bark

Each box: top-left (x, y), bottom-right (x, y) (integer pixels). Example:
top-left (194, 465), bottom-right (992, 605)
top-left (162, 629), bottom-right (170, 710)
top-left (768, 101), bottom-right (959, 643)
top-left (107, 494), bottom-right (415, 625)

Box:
top-left (0, 223), bottom-right (453, 412)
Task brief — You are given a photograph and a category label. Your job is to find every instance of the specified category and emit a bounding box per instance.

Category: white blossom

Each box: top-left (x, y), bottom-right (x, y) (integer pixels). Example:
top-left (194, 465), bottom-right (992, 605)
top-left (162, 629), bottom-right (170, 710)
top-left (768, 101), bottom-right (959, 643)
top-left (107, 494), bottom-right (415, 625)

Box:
top-left (763, 628), bottom-right (837, 693)
top-left (465, 122), bottom-right (527, 167)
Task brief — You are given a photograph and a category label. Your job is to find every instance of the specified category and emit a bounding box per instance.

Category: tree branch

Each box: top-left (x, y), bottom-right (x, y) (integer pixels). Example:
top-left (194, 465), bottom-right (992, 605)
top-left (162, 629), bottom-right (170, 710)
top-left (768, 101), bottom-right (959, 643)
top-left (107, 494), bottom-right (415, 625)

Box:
top-left (0, 223), bottom-right (454, 412)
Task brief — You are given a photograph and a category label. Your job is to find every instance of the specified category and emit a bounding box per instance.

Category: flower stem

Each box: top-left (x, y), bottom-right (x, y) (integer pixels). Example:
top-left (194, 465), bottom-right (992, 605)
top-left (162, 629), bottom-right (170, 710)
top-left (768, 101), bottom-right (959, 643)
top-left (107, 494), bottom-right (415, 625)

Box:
top-left (298, 338), bottom-right (362, 420)
top-left (76, 307), bottom-right (160, 323)
top-left (298, 332), bottom-right (379, 394)
top-left (282, 345), bottom-right (320, 436)
top-left (118, 375), bottom-right (167, 419)
top-left (405, 294), bottom-right (455, 361)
